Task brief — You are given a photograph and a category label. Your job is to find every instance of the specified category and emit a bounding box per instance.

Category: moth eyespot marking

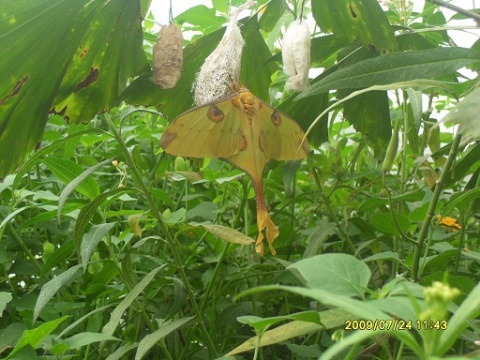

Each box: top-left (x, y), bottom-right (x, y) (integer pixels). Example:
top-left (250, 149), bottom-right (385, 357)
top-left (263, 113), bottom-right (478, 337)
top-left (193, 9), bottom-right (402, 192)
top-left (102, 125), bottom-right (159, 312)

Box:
top-left (160, 131), bottom-right (177, 150)
top-left (240, 135), bottom-right (247, 151)
top-left (207, 105), bottom-right (224, 122)
top-left (271, 111), bottom-right (282, 127)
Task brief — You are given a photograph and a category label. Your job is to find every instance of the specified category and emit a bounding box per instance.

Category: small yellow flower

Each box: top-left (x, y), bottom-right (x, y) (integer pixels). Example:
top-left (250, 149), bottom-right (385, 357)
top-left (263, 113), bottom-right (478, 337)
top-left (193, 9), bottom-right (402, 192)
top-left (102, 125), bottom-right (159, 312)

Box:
top-left (437, 215), bottom-right (461, 232)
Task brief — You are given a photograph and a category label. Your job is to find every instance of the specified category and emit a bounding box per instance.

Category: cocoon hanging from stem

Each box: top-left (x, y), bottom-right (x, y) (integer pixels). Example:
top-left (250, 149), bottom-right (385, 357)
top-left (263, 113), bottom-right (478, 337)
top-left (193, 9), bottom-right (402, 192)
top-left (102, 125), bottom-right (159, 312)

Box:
top-left (282, 18), bottom-right (311, 91)
top-left (194, 1), bottom-right (256, 106)
top-left (152, 23), bottom-right (184, 89)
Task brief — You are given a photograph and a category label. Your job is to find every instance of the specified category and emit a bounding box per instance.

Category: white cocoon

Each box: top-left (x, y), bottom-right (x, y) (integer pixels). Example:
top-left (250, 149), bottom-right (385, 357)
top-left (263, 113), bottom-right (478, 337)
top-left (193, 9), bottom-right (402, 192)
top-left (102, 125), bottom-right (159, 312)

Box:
top-left (194, 1), bottom-right (256, 106)
top-left (282, 19), bottom-right (311, 91)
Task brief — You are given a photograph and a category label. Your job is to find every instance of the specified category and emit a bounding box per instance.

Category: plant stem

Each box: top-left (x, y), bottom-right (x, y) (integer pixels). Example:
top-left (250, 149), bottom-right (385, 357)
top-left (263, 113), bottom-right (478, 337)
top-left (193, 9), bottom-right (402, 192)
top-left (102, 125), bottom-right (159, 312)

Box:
top-left (410, 134), bottom-right (462, 281)
top-left (103, 113), bottom-right (218, 358)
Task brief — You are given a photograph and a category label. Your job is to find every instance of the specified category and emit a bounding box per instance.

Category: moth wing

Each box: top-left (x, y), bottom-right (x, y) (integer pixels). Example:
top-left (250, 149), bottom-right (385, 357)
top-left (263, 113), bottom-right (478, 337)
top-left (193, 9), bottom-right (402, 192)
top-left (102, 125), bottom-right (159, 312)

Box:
top-left (160, 96), bottom-right (243, 158)
top-left (256, 101), bottom-right (309, 161)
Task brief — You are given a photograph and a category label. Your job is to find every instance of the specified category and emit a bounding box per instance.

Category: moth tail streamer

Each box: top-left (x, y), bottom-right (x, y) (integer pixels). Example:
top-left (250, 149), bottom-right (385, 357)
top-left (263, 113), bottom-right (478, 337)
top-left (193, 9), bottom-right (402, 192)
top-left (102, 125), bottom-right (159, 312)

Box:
top-left (252, 178), bottom-right (279, 256)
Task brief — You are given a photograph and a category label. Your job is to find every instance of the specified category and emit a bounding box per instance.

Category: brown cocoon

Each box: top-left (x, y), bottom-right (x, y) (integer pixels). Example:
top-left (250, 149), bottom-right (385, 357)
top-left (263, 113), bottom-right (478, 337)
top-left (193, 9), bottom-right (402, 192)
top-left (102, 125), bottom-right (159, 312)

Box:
top-left (152, 23), bottom-right (183, 89)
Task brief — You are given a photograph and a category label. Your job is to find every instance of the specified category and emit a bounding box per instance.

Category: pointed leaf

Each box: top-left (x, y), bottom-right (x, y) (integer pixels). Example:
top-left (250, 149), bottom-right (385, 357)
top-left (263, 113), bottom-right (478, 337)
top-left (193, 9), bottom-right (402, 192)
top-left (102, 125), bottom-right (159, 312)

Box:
top-left (43, 158), bottom-right (100, 200)
top-left (102, 265), bottom-right (166, 336)
top-left (299, 47), bottom-right (480, 98)
top-left (227, 308), bottom-right (351, 356)
top-left (81, 223), bottom-right (116, 271)
top-left (6, 316), bottom-right (70, 359)
top-left (135, 317), bottom-right (194, 360)
top-left (57, 159), bottom-right (112, 223)
top-left (33, 265), bottom-right (82, 322)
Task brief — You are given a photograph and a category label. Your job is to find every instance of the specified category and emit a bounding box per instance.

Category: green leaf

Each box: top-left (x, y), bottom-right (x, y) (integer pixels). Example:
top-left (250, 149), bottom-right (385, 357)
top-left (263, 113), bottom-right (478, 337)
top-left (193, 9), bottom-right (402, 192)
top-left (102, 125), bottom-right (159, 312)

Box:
top-left (106, 344), bottom-right (138, 360)
top-left (240, 16), bottom-right (276, 100)
top-left (81, 223), bottom-right (116, 271)
top-left (57, 158), bottom-right (112, 222)
top-left (102, 265), bottom-right (166, 336)
top-left (0, 0), bottom-right (148, 176)
top-left (176, 5), bottom-right (225, 32)
top-left (63, 332), bottom-right (119, 349)
top-left (135, 317), bottom-right (194, 360)
top-left (41, 241), bottom-right (76, 278)
top-left (43, 158), bottom-right (100, 200)
top-left (258, 0), bottom-right (287, 32)
top-left (299, 47), bottom-right (480, 98)
top-left (237, 311), bottom-right (321, 333)
top-left (287, 254), bottom-right (371, 297)
top-left (341, 90), bottom-right (391, 157)
top-left (74, 187), bottom-right (132, 258)
top-left (0, 292), bottom-right (13, 315)
top-left (33, 265), bottom-right (82, 322)
top-left (311, 0), bottom-right (397, 53)
top-left (370, 212), bottom-right (411, 236)
top-left (6, 316), bottom-right (70, 359)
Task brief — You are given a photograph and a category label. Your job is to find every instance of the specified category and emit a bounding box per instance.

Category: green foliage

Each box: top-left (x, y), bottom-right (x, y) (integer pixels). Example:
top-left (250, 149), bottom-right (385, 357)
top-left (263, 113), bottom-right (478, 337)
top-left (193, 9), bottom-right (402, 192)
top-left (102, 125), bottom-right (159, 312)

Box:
top-left (1, 0), bottom-right (480, 359)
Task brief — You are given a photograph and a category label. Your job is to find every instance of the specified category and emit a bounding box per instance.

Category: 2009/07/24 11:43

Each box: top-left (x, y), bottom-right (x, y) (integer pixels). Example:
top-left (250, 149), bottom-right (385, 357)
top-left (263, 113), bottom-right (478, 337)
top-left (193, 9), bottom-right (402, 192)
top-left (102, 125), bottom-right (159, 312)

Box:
top-left (344, 319), bottom-right (448, 331)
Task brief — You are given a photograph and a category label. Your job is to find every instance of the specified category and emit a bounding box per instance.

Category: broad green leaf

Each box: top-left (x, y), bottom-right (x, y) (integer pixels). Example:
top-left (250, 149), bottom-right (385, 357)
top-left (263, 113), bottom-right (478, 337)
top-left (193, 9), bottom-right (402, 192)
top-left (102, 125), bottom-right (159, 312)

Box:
top-left (299, 47), bottom-right (480, 98)
top-left (135, 317), bottom-right (194, 360)
top-left (227, 308), bottom-right (351, 356)
top-left (278, 90), bottom-right (328, 146)
top-left (287, 254), bottom-right (371, 297)
top-left (370, 212), bottom-right (411, 236)
top-left (102, 265), bottom-right (166, 336)
top-left (81, 223), bottom-right (116, 271)
top-left (341, 90), bottom-right (391, 157)
top-left (241, 16), bottom-right (276, 100)
top-left (363, 251), bottom-right (400, 264)
top-left (6, 316), bottom-right (70, 359)
top-left (0, 292), bottom-right (13, 315)
top-left (176, 5), bottom-right (225, 32)
top-left (258, 0), bottom-right (287, 32)
top-left (63, 332), bottom-right (119, 349)
top-left (311, 0), bottom-right (397, 53)
top-left (43, 158), bottom-right (100, 200)
top-left (33, 265), bottom-right (82, 322)
top-left (0, 0), bottom-right (149, 176)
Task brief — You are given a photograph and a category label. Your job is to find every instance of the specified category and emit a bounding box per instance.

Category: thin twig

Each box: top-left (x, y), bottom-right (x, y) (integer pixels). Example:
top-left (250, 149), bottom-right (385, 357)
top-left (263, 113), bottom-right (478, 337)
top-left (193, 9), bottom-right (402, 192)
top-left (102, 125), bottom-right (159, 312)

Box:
top-left (430, 0), bottom-right (480, 25)
top-left (410, 134), bottom-right (462, 281)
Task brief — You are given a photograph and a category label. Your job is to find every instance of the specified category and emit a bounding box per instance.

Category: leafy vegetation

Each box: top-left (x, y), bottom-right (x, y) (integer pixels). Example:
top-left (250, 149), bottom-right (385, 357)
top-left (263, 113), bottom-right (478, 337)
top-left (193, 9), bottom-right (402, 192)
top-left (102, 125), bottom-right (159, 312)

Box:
top-left (1, 0), bottom-right (480, 359)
